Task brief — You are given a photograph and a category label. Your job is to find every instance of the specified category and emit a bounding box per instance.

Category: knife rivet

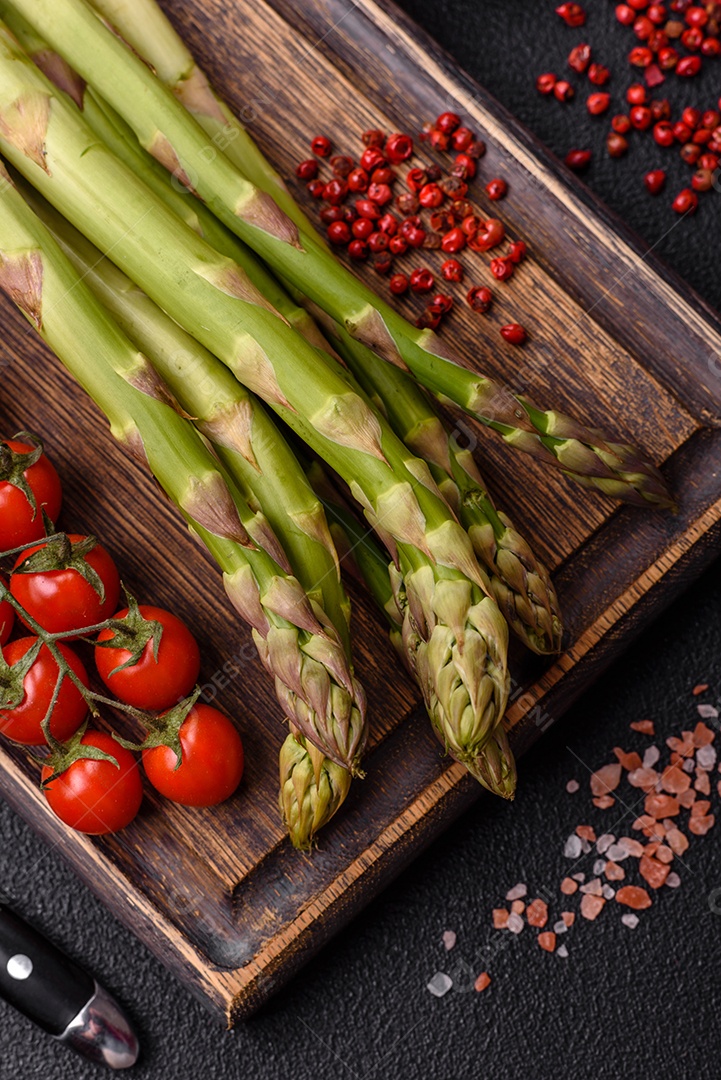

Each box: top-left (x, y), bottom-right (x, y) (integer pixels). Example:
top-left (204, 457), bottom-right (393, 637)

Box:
top-left (6, 954), bottom-right (33, 980)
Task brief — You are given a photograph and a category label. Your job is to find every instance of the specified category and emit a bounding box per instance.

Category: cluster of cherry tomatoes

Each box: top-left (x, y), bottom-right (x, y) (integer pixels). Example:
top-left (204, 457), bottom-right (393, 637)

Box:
top-left (0, 435), bottom-right (244, 835)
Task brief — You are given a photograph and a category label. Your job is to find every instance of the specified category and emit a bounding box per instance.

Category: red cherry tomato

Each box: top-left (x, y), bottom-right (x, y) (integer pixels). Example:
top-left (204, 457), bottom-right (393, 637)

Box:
top-left (94, 606), bottom-right (201, 711)
top-left (11, 535), bottom-right (120, 636)
top-left (0, 636), bottom-right (89, 745)
top-left (0, 439), bottom-right (62, 551)
top-left (0, 578), bottom-right (14, 646)
top-left (42, 730), bottom-right (143, 834)
top-left (142, 705), bottom-right (244, 807)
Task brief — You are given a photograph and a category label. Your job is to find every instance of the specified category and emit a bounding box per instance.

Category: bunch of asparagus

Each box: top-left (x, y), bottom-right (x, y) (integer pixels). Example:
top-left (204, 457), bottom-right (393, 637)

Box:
top-left (0, 0), bottom-right (672, 847)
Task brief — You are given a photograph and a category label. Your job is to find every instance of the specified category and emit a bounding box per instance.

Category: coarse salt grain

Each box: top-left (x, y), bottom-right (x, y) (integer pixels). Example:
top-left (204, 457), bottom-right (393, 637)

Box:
top-left (692, 684), bottom-right (709, 696)
top-left (605, 861), bottom-right (625, 881)
top-left (442, 930), bottom-right (457, 950)
top-left (560, 878), bottom-right (578, 895)
top-left (597, 834), bottom-right (616, 854)
top-left (474, 972), bottom-right (491, 993)
top-left (427, 972), bottom-right (452, 997)
top-left (580, 878), bottom-right (603, 895)
top-left (621, 913), bottom-right (639, 929)
top-left (580, 894), bottom-right (605, 920)
top-left (630, 720), bottom-right (655, 735)
top-left (576, 825), bottom-right (596, 842)
top-left (526, 899), bottom-right (548, 928)
top-left (564, 835), bottom-right (582, 858)
top-left (697, 704), bottom-right (718, 720)
top-left (556, 944), bottom-right (569, 958)
top-left (572, 873), bottom-right (585, 882)
top-left (538, 932), bottom-right (556, 953)
top-left (593, 859), bottom-right (606, 875)
top-left (697, 745), bottom-right (717, 770)
top-left (590, 763), bottom-right (622, 796)
top-left (492, 909), bottom-right (509, 929)
top-left (682, 758), bottom-right (696, 774)
top-left (507, 913), bottom-right (524, 934)
top-left (665, 872), bottom-right (681, 888)
top-left (506, 883), bottom-right (528, 901)
top-left (618, 837), bottom-right (644, 857)
top-left (643, 746), bottom-right (660, 768)
top-left (605, 844), bottom-right (629, 862)
top-left (553, 920), bottom-right (568, 934)
top-left (566, 780), bottom-right (580, 793)
top-left (562, 911), bottom-right (575, 927)
top-left (615, 886), bottom-right (652, 910)
top-left (602, 884), bottom-right (615, 900)
top-left (579, 839), bottom-right (592, 855)
top-left (593, 795), bottom-right (616, 809)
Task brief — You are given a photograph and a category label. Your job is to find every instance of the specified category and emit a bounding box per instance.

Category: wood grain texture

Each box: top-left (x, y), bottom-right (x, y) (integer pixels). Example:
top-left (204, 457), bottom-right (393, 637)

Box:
top-left (1, 0), bottom-right (721, 1025)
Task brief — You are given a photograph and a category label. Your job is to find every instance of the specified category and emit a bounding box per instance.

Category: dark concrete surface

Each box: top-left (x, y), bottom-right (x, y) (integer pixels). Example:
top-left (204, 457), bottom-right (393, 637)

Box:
top-left (2, 3), bottom-right (721, 1078)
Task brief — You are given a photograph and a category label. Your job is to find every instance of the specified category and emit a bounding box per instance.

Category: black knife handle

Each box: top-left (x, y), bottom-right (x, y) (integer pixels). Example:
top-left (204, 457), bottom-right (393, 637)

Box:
top-left (0, 903), bottom-right (94, 1036)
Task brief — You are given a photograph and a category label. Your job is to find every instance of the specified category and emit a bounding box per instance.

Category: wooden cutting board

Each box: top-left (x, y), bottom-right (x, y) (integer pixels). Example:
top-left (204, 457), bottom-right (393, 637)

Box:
top-left (2, 0), bottom-right (721, 1026)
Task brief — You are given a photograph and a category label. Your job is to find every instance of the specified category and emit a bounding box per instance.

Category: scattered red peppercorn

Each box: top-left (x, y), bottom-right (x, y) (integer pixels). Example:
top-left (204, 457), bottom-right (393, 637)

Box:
top-left (396, 192), bottom-right (420, 216)
top-left (629, 45), bottom-right (654, 66)
top-left (436, 111), bottom-right (461, 134)
top-left (430, 294), bottom-right (454, 315)
top-left (451, 127), bottom-right (474, 151)
top-left (389, 235), bottom-right (408, 256)
top-left (630, 104), bottom-right (653, 129)
top-left (454, 153), bottom-right (477, 179)
top-left (607, 132), bottom-right (629, 156)
top-left (634, 15), bottom-right (654, 39)
top-left (441, 258), bottom-right (464, 283)
top-left (389, 272), bottom-right (409, 295)
top-left (554, 79), bottom-right (575, 102)
top-left (490, 257), bottom-right (514, 282)
top-left (461, 215), bottom-right (480, 237)
top-left (423, 232), bottom-right (443, 251)
top-left (311, 135), bottom-right (332, 157)
top-left (702, 37), bottom-right (721, 56)
top-left (368, 182), bottom-right (393, 205)
top-left (500, 323), bottom-right (528, 346)
top-left (565, 148), bottom-right (592, 169)
top-left (361, 130), bottom-right (385, 147)
top-left (384, 133), bottom-right (413, 163)
top-left (466, 286), bottom-right (493, 313)
top-left (508, 240), bottom-right (528, 263)
top-left (672, 187), bottom-right (699, 212)
top-left (368, 231), bottom-right (389, 253)
top-left (406, 168), bottom-right (427, 193)
top-left (673, 120), bottom-right (693, 142)
top-left (644, 168), bottom-right (666, 194)
top-left (360, 146), bottom-right (385, 172)
top-left (685, 5), bottom-right (709, 27)
top-left (321, 206), bottom-right (344, 225)
top-left (588, 63), bottom-right (611, 84)
top-left (327, 220), bottom-right (351, 245)
top-left (415, 309), bottom-right (442, 331)
top-left (371, 167), bottom-right (395, 186)
top-left (657, 45), bottom-right (679, 69)
top-left (377, 212), bottom-right (398, 235)
top-left (467, 139), bottom-right (487, 159)
top-left (587, 92), bottom-right (611, 115)
top-left (556, 3), bottom-right (586, 26)
top-left (430, 210), bottom-right (455, 232)
top-left (702, 110), bottom-right (720, 129)
top-left (348, 239), bottom-right (369, 260)
top-left (698, 152), bottom-right (719, 170)
top-left (471, 218), bottom-right (506, 251)
top-left (653, 121), bottom-right (675, 146)
top-left (296, 159), bottom-right (318, 181)
top-left (647, 3), bottom-right (667, 22)
top-left (627, 83), bottom-right (648, 105)
top-left (352, 216), bottom-right (374, 240)
top-left (373, 254), bottom-right (393, 275)
top-left (536, 72), bottom-right (558, 94)
top-left (691, 167), bottom-right (714, 191)
top-left (418, 183), bottom-right (445, 208)
top-left (330, 155), bottom-right (354, 178)
top-left (347, 167), bottom-right (369, 193)
top-left (692, 127), bottom-right (712, 144)
top-left (410, 267), bottom-right (435, 293)
top-left (307, 178), bottom-right (325, 199)
top-left (568, 43), bottom-right (592, 72)
top-left (650, 98), bottom-right (671, 121)
top-left (680, 142), bottom-right (702, 164)
top-left (612, 114), bottom-right (632, 133)
top-left (402, 223), bottom-right (427, 248)
top-left (324, 178), bottom-right (349, 205)
top-left (355, 198), bottom-right (381, 220)
top-left (428, 129), bottom-right (450, 151)
top-left (441, 227), bottom-right (467, 254)
top-left (616, 4), bottom-right (637, 24)
top-left (644, 62), bottom-right (665, 86)
top-left (485, 178), bottom-right (508, 200)
top-left (677, 54), bottom-right (702, 75)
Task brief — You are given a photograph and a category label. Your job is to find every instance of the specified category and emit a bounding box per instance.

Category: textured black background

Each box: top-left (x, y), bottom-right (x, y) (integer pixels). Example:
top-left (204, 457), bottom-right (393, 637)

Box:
top-left (2, 3), bottom-right (721, 1078)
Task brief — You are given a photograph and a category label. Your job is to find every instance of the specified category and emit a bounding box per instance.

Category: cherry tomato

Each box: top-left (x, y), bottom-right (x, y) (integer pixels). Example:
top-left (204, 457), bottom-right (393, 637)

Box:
top-left (42, 730), bottom-right (143, 834)
top-left (11, 534), bottom-right (120, 636)
top-left (94, 606), bottom-right (201, 711)
top-left (0, 636), bottom-right (89, 745)
top-left (0, 578), bottom-right (14, 646)
top-left (0, 439), bottom-right (62, 551)
top-left (142, 705), bottom-right (244, 807)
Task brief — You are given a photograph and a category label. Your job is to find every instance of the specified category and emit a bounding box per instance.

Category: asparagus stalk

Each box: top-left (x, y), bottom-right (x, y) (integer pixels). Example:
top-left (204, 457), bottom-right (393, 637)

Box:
top-left (22, 187), bottom-right (369, 774)
top-left (323, 495), bottom-right (516, 798)
top-left (10, 0), bottom-right (672, 509)
top-left (0, 28), bottom-right (509, 766)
